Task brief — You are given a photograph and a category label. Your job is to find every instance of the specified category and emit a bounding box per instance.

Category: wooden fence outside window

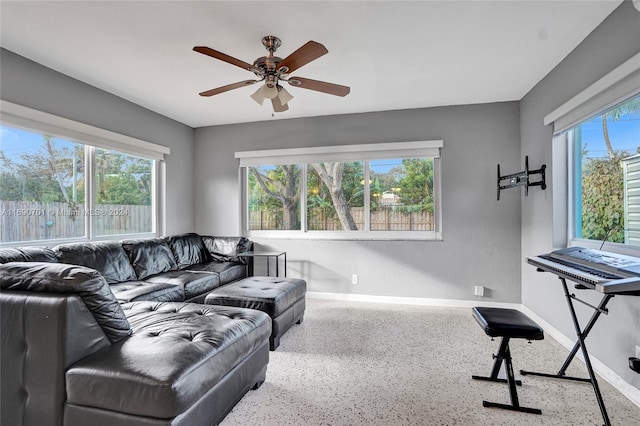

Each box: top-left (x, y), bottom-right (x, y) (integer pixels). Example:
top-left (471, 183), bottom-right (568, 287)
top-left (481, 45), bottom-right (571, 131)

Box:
top-left (1, 200), bottom-right (151, 242)
top-left (249, 207), bottom-right (433, 231)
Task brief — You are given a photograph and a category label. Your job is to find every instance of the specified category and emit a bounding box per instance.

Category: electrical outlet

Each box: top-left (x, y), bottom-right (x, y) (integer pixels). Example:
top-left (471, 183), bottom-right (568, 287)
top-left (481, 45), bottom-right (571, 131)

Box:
top-left (352, 274), bottom-right (358, 285)
top-left (635, 345), bottom-right (640, 358)
top-left (474, 285), bottom-right (485, 297)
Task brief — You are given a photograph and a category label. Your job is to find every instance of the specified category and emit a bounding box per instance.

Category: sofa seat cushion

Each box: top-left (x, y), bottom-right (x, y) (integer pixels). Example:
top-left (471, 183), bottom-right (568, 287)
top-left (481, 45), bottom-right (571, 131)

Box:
top-left (65, 302), bottom-right (271, 419)
top-left (110, 281), bottom-right (185, 303)
top-left (184, 262), bottom-right (246, 285)
top-left (53, 241), bottom-right (137, 284)
top-left (144, 270), bottom-right (220, 301)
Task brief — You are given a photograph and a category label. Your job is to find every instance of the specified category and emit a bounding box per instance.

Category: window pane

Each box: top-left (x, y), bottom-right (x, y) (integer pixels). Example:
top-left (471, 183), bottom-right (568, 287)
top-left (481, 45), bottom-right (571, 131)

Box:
top-left (307, 162), bottom-right (364, 231)
top-left (95, 148), bottom-right (153, 236)
top-left (248, 165), bottom-right (301, 230)
top-left (573, 94), bottom-right (640, 245)
top-left (1, 126), bottom-right (86, 243)
top-left (370, 158), bottom-right (434, 231)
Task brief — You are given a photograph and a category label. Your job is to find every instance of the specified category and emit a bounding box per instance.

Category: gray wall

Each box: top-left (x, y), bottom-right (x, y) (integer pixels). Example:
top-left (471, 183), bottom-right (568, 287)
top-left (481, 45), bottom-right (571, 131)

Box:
top-left (194, 102), bottom-right (523, 302)
top-left (520, 1), bottom-right (640, 387)
top-left (0, 49), bottom-right (195, 234)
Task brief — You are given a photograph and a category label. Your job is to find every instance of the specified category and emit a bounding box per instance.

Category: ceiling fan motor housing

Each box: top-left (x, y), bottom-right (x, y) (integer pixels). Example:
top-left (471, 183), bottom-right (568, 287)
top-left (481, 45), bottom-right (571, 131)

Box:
top-left (254, 36), bottom-right (289, 85)
top-left (253, 56), bottom-right (284, 83)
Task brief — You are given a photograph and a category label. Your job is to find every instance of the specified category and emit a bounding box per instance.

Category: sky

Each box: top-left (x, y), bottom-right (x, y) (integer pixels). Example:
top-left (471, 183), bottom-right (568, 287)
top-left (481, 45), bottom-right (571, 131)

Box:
top-left (0, 125), bottom-right (79, 163)
top-left (579, 111), bottom-right (640, 159)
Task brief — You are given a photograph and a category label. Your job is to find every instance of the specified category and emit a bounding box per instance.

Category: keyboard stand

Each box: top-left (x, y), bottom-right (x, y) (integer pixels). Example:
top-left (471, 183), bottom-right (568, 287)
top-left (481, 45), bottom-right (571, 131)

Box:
top-left (520, 277), bottom-right (613, 426)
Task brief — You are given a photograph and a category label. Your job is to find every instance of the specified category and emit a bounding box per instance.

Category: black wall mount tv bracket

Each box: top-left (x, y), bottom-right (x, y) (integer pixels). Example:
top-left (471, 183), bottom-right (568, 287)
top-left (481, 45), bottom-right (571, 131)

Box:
top-left (497, 156), bottom-right (546, 200)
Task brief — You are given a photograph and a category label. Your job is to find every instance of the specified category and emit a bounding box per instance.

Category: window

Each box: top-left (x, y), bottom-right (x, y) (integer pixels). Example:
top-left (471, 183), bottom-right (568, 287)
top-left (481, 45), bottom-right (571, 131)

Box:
top-left (248, 164), bottom-right (301, 231)
top-left (238, 141), bottom-right (442, 240)
top-left (544, 53), bottom-right (640, 252)
top-left (568, 94), bottom-right (640, 246)
top-left (94, 148), bottom-right (153, 236)
top-left (0, 126), bottom-right (156, 244)
top-left (307, 161), bottom-right (364, 231)
top-left (369, 158), bottom-right (434, 232)
top-left (1, 132), bottom-right (87, 242)
top-left (0, 101), bottom-right (169, 245)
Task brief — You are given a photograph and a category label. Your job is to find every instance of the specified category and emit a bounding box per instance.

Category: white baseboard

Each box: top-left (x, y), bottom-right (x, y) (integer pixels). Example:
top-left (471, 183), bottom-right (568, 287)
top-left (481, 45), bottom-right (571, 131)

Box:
top-left (307, 291), bottom-right (640, 408)
top-left (521, 305), bottom-right (640, 409)
top-left (306, 291), bottom-right (521, 309)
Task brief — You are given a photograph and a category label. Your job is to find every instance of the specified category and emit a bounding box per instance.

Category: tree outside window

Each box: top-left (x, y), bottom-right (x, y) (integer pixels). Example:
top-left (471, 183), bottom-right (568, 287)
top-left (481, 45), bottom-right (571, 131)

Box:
top-left (370, 158), bottom-right (433, 231)
top-left (574, 95), bottom-right (640, 244)
top-left (307, 161), bottom-right (363, 231)
top-left (248, 165), bottom-right (301, 230)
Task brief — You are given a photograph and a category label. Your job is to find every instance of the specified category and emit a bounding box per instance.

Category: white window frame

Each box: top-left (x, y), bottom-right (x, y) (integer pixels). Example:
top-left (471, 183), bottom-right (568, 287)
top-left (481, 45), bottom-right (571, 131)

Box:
top-left (0, 101), bottom-right (170, 246)
top-left (236, 140), bottom-right (443, 240)
top-left (545, 53), bottom-right (640, 256)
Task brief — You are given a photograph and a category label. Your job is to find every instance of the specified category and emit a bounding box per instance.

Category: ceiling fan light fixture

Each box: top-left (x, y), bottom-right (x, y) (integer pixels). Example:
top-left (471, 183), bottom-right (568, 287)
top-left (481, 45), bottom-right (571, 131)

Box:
top-left (277, 86), bottom-right (294, 105)
top-left (271, 96), bottom-right (289, 113)
top-left (250, 86), bottom-right (266, 105)
top-left (263, 82), bottom-right (278, 99)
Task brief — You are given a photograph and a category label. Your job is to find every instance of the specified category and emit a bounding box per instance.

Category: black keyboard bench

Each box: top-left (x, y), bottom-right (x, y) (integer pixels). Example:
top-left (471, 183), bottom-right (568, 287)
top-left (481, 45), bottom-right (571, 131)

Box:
top-left (471, 307), bottom-right (544, 415)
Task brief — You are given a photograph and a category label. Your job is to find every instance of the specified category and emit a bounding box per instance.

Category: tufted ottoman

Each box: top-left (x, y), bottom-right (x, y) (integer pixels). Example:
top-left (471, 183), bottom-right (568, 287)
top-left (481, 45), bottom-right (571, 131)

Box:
top-left (205, 276), bottom-right (306, 350)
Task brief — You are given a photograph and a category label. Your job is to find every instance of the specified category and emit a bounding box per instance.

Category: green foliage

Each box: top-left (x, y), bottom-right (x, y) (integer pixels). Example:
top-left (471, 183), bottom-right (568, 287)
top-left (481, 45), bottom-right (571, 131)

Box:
top-left (397, 158), bottom-right (433, 212)
top-left (604, 98), bottom-right (640, 121)
top-left (248, 165), bottom-right (300, 230)
top-left (96, 150), bottom-right (151, 205)
top-left (0, 139), bottom-right (83, 203)
top-left (307, 161), bottom-right (364, 221)
top-left (579, 95), bottom-right (640, 243)
top-left (581, 151), bottom-right (626, 242)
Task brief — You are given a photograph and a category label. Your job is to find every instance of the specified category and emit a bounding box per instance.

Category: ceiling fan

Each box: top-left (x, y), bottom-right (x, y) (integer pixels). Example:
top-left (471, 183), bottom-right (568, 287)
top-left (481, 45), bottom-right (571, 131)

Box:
top-left (193, 36), bottom-right (350, 112)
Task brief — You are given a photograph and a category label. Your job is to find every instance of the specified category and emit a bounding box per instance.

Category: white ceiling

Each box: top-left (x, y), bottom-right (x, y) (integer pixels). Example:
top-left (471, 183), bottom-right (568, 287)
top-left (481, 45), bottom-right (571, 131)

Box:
top-left (0, 1), bottom-right (623, 128)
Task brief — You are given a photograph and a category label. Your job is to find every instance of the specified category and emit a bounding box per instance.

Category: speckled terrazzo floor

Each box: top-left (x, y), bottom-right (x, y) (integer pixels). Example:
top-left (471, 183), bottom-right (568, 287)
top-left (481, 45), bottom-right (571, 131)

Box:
top-left (221, 298), bottom-right (640, 426)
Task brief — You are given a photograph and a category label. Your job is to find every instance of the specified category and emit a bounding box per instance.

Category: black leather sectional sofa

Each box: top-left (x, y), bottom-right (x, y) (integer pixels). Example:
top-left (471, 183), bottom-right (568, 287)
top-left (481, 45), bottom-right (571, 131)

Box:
top-left (0, 233), bottom-right (271, 426)
top-left (1, 233), bottom-right (252, 304)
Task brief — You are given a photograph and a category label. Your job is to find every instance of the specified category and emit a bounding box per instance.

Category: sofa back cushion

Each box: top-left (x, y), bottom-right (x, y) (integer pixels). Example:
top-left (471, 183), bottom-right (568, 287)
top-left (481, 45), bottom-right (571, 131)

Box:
top-left (0, 247), bottom-right (58, 264)
top-left (0, 262), bottom-right (131, 343)
top-left (166, 233), bottom-right (210, 269)
top-left (201, 236), bottom-right (252, 264)
top-left (54, 241), bottom-right (137, 284)
top-left (121, 238), bottom-right (178, 279)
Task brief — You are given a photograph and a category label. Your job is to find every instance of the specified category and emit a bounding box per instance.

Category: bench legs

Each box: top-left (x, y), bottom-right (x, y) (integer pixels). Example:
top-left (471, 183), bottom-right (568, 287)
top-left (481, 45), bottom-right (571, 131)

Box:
top-left (472, 336), bottom-right (541, 415)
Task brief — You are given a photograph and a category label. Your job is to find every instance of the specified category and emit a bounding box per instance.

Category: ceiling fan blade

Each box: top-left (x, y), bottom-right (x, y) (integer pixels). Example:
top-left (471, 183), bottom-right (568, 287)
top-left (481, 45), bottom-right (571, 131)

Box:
top-left (193, 46), bottom-right (258, 72)
top-left (199, 80), bottom-right (258, 97)
top-left (271, 97), bottom-right (289, 112)
top-left (277, 41), bottom-right (328, 74)
top-left (288, 77), bottom-right (350, 97)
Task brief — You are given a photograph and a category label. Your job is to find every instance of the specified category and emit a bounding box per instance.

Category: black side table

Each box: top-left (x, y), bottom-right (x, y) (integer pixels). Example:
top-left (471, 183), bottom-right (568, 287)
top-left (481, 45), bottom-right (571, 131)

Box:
top-left (237, 251), bottom-right (287, 277)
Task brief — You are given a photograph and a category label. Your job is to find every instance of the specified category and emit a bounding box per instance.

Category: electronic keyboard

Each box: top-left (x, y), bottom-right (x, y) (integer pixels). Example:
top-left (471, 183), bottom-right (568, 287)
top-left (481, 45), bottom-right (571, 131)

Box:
top-left (527, 247), bottom-right (640, 295)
